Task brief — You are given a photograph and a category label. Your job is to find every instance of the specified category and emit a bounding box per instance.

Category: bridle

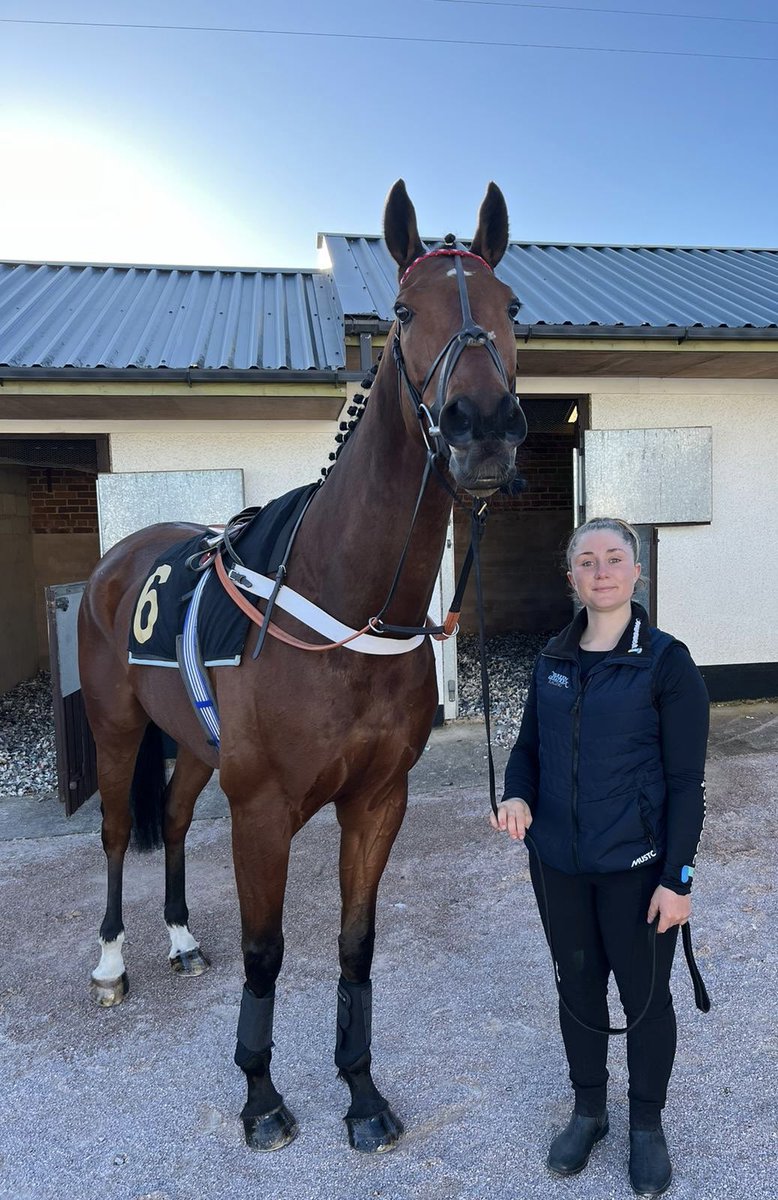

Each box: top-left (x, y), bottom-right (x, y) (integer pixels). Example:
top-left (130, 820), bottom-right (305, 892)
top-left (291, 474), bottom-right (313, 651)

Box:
top-left (370, 247), bottom-right (521, 635)
top-left (207, 246), bottom-right (522, 649)
top-left (392, 248), bottom-right (518, 456)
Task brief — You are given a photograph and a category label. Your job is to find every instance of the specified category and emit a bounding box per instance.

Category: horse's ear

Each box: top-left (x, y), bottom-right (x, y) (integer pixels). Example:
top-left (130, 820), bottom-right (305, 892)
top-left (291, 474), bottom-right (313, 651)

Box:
top-left (384, 179), bottom-right (425, 279)
top-left (470, 182), bottom-right (509, 268)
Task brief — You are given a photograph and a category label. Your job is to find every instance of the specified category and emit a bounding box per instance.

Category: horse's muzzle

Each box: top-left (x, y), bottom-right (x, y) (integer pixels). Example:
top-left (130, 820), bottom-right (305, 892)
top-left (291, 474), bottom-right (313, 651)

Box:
top-left (439, 392), bottom-right (528, 495)
top-left (438, 392), bottom-right (528, 447)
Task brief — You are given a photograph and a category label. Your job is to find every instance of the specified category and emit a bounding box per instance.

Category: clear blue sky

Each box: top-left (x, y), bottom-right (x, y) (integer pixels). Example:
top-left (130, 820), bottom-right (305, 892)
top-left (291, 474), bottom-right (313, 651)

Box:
top-left (1, 0), bottom-right (777, 267)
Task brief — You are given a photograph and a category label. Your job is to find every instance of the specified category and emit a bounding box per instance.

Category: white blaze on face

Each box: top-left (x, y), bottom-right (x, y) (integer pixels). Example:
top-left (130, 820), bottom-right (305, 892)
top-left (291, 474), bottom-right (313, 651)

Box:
top-left (93, 932), bottom-right (126, 982)
top-left (167, 923), bottom-right (200, 959)
top-left (447, 268), bottom-right (473, 276)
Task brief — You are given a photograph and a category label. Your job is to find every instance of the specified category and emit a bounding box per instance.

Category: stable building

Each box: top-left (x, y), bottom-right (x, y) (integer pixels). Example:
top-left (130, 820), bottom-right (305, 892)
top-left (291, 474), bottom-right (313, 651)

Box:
top-left (2, 238), bottom-right (777, 717)
top-left (0, 262), bottom-right (347, 696)
top-left (323, 234), bottom-right (778, 702)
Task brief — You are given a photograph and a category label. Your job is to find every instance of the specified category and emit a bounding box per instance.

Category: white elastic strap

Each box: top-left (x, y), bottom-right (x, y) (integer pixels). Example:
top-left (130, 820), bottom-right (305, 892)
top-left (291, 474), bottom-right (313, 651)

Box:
top-left (228, 565), bottom-right (426, 656)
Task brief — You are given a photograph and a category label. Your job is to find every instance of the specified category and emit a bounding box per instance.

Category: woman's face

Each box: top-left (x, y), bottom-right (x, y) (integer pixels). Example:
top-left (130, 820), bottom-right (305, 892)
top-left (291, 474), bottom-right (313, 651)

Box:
top-left (567, 530), bottom-right (641, 613)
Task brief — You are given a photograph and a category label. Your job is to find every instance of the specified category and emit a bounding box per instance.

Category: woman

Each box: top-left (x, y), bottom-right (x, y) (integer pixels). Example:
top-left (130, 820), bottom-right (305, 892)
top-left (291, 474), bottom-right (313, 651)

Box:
top-left (491, 517), bottom-right (708, 1198)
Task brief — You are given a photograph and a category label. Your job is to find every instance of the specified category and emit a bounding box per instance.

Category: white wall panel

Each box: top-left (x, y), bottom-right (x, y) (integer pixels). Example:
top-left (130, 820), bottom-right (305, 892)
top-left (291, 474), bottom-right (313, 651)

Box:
top-left (108, 425), bottom-right (335, 508)
top-left (588, 387), bottom-right (778, 667)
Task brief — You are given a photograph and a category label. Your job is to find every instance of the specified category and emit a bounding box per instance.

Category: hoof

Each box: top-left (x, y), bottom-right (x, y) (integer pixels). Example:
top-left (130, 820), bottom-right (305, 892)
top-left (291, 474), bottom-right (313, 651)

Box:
top-left (170, 947), bottom-right (210, 976)
top-left (242, 1103), bottom-right (298, 1152)
top-left (346, 1106), bottom-right (404, 1153)
top-left (90, 971), bottom-right (129, 1007)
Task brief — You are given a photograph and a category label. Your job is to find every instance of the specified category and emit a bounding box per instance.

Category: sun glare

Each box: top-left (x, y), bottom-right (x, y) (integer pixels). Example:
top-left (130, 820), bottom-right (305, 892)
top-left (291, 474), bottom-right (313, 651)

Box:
top-left (0, 113), bottom-right (259, 267)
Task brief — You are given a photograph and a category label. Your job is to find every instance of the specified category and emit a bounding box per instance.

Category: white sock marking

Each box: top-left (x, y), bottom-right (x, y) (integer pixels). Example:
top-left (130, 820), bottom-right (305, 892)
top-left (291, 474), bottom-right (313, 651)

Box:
top-left (167, 923), bottom-right (199, 958)
top-left (93, 932), bottom-right (126, 981)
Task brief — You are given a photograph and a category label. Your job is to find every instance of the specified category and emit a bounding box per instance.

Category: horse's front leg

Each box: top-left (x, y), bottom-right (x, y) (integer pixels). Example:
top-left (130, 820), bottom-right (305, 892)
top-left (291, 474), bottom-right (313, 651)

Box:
top-left (334, 781), bottom-right (408, 1153)
top-left (229, 798), bottom-right (298, 1152)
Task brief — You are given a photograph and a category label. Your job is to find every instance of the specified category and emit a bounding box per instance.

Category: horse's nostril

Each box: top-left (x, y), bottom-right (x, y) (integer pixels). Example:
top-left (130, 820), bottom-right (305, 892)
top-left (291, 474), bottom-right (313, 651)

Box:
top-left (499, 394), bottom-right (528, 444)
top-left (510, 405), bottom-right (528, 443)
top-left (438, 399), bottom-right (473, 444)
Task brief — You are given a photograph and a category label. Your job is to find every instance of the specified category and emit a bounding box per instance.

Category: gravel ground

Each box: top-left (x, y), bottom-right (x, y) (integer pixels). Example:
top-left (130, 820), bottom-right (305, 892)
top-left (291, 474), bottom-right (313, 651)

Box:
top-left (456, 631), bottom-right (549, 746)
top-left (0, 710), bottom-right (775, 1200)
top-left (0, 671), bottom-right (56, 796)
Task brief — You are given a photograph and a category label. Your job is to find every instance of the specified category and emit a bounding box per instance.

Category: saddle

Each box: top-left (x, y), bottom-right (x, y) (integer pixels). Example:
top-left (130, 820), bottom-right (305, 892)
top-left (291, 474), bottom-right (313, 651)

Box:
top-left (128, 483), bottom-right (319, 671)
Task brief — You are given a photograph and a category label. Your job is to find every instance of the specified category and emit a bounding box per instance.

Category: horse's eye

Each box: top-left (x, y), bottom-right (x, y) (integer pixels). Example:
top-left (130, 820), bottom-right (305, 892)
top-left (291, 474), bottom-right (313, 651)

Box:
top-left (508, 299), bottom-right (521, 321)
top-left (394, 303), bottom-right (412, 325)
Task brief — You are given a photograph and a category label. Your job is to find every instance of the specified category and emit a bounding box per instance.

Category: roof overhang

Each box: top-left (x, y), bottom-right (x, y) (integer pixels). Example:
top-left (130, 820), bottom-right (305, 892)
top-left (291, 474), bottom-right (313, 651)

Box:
top-left (344, 321), bottom-right (778, 379)
top-left (0, 367), bottom-right (341, 384)
top-left (0, 372), bottom-right (346, 421)
top-left (515, 327), bottom-right (778, 378)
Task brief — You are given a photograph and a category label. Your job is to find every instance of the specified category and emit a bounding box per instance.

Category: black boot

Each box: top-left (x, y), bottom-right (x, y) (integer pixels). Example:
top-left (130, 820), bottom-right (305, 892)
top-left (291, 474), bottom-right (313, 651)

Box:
top-left (629, 1126), bottom-right (672, 1197)
top-left (547, 1110), bottom-right (609, 1176)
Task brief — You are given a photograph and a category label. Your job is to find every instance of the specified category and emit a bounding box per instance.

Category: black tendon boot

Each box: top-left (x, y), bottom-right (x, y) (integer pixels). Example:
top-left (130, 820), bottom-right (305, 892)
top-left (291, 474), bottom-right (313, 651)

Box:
top-left (335, 976), bottom-right (403, 1153)
top-left (234, 985), bottom-right (297, 1151)
top-left (547, 1110), bottom-right (610, 1176)
top-left (629, 1124), bottom-right (672, 1197)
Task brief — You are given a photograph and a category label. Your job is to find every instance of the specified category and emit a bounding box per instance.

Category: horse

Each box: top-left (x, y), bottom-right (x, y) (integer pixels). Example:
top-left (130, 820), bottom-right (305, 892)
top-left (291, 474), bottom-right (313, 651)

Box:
top-left (78, 179), bottom-right (527, 1154)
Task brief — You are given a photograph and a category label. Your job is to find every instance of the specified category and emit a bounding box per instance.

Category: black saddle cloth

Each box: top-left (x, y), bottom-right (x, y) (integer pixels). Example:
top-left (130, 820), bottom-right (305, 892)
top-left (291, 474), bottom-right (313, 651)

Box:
top-left (127, 483), bottom-right (318, 666)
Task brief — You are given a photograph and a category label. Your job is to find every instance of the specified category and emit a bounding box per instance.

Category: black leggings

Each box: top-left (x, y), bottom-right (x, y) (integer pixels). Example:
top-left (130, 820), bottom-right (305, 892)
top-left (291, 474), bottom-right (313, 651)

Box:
top-left (529, 856), bottom-right (679, 1129)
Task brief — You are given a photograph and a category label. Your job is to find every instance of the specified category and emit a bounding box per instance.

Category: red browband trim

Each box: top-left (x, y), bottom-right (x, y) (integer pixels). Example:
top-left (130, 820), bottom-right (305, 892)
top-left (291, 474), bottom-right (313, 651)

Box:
top-left (399, 248), bottom-right (493, 287)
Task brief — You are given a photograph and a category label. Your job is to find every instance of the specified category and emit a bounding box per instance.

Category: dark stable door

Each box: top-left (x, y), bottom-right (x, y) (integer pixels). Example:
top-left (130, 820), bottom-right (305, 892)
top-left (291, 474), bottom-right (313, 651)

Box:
top-left (46, 582), bottom-right (97, 815)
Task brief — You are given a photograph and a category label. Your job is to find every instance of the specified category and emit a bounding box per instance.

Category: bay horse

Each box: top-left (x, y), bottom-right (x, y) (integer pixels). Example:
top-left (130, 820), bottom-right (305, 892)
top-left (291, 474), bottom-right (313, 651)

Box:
top-left (78, 180), bottom-right (527, 1154)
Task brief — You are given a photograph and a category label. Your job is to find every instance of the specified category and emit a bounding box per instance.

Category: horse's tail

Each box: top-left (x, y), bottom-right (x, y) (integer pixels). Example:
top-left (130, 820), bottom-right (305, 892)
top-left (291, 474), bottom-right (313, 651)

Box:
top-left (129, 722), bottom-right (167, 851)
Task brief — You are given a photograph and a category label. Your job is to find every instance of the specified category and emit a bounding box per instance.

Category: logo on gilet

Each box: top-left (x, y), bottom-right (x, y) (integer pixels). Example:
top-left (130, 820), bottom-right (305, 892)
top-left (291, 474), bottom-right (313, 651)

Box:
top-left (631, 848), bottom-right (657, 868)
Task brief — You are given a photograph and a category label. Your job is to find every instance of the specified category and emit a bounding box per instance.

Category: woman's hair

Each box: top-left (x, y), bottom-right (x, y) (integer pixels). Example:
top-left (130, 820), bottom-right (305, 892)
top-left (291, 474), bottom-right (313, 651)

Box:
top-left (565, 517), bottom-right (641, 572)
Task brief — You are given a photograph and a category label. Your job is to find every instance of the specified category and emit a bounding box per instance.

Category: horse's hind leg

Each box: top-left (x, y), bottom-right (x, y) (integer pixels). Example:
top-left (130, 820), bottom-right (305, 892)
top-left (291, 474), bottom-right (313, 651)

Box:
top-left (334, 782), bottom-right (408, 1153)
top-left (163, 746), bottom-right (213, 975)
top-left (90, 714), bottom-right (149, 1006)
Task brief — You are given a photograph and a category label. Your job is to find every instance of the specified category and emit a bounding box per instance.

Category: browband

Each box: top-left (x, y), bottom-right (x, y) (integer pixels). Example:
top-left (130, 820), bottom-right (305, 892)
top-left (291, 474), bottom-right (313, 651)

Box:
top-left (399, 248), bottom-right (493, 287)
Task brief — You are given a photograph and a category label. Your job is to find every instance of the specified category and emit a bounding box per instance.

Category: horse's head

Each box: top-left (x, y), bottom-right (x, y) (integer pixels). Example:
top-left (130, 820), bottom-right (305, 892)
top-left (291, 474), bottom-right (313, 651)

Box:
top-left (384, 180), bottom-right (527, 496)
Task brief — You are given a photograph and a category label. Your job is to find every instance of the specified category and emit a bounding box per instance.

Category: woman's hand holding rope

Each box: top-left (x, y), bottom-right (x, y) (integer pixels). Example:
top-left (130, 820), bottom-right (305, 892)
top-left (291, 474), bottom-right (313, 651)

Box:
top-left (648, 885), bottom-right (691, 934)
top-left (491, 802), bottom-right (692, 934)
top-left (489, 798), bottom-right (533, 841)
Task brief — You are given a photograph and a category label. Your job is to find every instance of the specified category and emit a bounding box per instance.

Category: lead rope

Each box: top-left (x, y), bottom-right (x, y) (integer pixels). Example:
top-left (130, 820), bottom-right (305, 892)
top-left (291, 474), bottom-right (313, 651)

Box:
top-left (371, 452), bottom-right (435, 630)
top-left (528, 836), bottom-right (659, 1037)
top-left (478, 554), bottom-right (709, 1034)
top-left (471, 499), bottom-right (497, 808)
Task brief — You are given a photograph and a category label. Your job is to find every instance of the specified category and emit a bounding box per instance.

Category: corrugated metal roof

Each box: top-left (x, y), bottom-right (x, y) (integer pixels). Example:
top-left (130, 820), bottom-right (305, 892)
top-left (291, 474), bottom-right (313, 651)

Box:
top-left (0, 262), bottom-right (345, 371)
top-left (321, 236), bottom-right (778, 330)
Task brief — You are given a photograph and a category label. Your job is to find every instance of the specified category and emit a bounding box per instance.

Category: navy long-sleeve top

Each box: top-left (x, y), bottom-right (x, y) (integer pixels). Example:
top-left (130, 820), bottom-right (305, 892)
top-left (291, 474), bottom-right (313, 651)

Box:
top-left (502, 640), bottom-right (709, 895)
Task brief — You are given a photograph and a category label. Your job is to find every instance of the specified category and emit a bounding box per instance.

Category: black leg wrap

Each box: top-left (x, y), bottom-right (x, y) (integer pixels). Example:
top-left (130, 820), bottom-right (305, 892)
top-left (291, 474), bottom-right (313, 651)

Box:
top-left (335, 977), bottom-right (403, 1153)
top-left (335, 976), bottom-right (372, 1070)
top-left (234, 985), bottom-right (298, 1152)
top-left (234, 984), bottom-right (275, 1071)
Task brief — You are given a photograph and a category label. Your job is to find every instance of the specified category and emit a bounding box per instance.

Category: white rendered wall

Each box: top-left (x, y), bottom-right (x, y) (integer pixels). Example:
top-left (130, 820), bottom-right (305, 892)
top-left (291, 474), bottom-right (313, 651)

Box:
top-left (518, 376), bottom-right (778, 667)
top-left (108, 422), bottom-right (337, 506)
top-left (10, 377), bottom-right (774, 671)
